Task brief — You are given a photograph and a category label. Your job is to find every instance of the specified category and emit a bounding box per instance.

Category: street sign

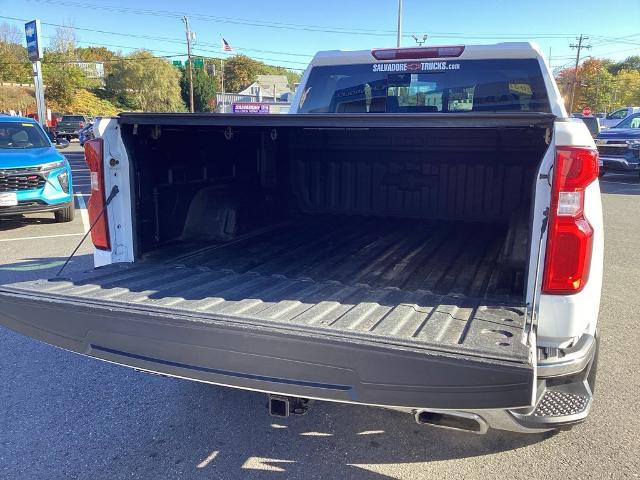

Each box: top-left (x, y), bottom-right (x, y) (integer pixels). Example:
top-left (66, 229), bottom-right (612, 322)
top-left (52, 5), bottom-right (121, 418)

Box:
top-left (172, 60), bottom-right (183, 68)
top-left (193, 57), bottom-right (204, 70)
top-left (24, 20), bottom-right (43, 61)
top-left (232, 103), bottom-right (271, 114)
top-left (582, 106), bottom-right (592, 117)
top-left (25, 19), bottom-right (45, 127)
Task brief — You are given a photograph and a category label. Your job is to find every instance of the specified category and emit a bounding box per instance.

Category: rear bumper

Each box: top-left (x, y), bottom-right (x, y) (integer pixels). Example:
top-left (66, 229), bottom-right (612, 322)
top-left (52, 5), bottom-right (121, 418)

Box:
top-left (407, 334), bottom-right (598, 433)
top-left (0, 199), bottom-right (72, 217)
top-left (0, 287), bottom-right (534, 411)
top-left (600, 155), bottom-right (640, 172)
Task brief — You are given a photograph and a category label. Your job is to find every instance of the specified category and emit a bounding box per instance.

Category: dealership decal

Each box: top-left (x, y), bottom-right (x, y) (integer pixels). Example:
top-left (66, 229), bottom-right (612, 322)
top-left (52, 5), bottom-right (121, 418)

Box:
top-left (372, 61), bottom-right (460, 72)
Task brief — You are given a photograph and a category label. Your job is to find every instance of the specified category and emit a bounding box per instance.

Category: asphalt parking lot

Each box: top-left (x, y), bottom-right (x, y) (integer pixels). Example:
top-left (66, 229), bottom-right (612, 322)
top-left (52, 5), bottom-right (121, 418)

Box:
top-left (1, 156), bottom-right (639, 479)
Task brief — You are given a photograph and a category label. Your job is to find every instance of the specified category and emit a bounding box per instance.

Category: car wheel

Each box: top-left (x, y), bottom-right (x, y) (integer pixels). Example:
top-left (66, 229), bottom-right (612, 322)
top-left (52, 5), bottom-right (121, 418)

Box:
top-left (54, 204), bottom-right (75, 223)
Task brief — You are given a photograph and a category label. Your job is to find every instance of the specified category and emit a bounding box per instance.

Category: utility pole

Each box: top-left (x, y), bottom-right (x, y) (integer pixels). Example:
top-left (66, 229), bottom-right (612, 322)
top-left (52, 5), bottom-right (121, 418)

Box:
top-left (396, 0), bottom-right (403, 47)
top-left (568, 34), bottom-right (591, 113)
top-left (182, 16), bottom-right (195, 113)
top-left (220, 58), bottom-right (225, 113)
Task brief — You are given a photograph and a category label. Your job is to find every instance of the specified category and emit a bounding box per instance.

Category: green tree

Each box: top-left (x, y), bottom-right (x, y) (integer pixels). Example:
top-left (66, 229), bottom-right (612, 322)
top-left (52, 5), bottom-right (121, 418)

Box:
top-left (76, 46), bottom-right (119, 76)
top-left (0, 22), bottom-right (31, 83)
top-left (608, 56), bottom-right (640, 75)
top-left (180, 66), bottom-right (217, 112)
top-left (574, 59), bottom-right (615, 113)
top-left (613, 69), bottom-right (640, 108)
top-left (42, 51), bottom-right (87, 110)
top-left (223, 54), bottom-right (263, 93)
top-left (106, 50), bottom-right (185, 112)
top-left (40, 25), bottom-right (87, 110)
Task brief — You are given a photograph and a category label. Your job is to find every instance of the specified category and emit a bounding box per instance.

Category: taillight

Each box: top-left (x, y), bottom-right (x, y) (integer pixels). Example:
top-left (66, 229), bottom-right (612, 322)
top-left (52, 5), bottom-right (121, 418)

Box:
top-left (84, 138), bottom-right (111, 250)
top-left (371, 45), bottom-right (464, 60)
top-left (79, 122), bottom-right (84, 128)
top-left (542, 147), bottom-right (599, 294)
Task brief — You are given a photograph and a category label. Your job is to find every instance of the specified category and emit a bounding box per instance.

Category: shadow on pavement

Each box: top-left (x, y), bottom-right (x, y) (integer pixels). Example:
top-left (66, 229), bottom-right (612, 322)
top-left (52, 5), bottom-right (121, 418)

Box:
top-left (0, 215), bottom-right (59, 231)
top-left (0, 255), bottom-right (94, 285)
top-left (600, 173), bottom-right (640, 196)
top-left (119, 381), bottom-right (553, 480)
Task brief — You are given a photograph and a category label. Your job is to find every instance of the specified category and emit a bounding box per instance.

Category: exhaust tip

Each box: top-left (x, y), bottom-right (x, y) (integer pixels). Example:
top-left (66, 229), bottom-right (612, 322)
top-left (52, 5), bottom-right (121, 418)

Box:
top-left (415, 410), bottom-right (487, 434)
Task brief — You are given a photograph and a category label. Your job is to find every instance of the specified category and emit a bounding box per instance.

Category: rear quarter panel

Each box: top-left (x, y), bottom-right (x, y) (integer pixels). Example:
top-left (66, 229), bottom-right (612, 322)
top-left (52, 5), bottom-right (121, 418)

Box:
top-left (536, 120), bottom-right (603, 347)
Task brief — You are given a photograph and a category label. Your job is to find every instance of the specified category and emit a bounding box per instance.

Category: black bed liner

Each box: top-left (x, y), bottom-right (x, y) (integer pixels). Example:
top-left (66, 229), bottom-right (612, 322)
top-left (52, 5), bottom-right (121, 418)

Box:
top-left (2, 216), bottom-right (528, 361)
top-left (0, 216), bottom-right (534, 409)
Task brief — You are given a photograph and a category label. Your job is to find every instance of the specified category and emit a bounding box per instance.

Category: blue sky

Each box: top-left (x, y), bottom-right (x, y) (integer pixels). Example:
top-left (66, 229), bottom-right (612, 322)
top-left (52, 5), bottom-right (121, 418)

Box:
top-left (1, 0), bottom-right (639, 71)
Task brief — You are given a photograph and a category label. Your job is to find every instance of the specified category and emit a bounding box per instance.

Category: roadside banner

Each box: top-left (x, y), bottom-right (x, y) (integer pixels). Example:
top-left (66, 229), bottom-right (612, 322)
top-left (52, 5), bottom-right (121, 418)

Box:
top-left (232, 103), bottom-right (271, 114)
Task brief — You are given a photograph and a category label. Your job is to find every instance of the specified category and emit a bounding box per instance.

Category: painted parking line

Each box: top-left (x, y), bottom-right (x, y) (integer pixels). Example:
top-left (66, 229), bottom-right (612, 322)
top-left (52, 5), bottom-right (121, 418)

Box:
top-left (75, 193), bottom-right (90, 233)
top-left (0, 232), bottom-right (85, 243)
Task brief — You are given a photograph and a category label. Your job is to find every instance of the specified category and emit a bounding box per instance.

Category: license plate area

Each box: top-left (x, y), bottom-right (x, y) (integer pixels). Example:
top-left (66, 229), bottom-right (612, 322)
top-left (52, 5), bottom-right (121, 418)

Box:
top-left (0, 192), bottom-right (18, 206)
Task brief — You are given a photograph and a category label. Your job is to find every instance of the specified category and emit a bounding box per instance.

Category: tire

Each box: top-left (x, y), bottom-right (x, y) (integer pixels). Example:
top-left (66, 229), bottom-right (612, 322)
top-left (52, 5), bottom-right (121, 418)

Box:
top-left (54, 204), bottom-right (75, 223)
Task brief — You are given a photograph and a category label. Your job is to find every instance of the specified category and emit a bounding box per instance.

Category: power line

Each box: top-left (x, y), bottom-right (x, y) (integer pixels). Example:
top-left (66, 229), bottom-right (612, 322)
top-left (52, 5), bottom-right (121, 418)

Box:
top-left (0, 16), bottom-right (314, 60)
top-left (0, 53), bottom-right (190, 65)
top-left (25, 0), bottom-right (398, 36)
top-left (19, 0), bottom-right (634, 42)
top-left (0, 15), bottom-right (310, 69)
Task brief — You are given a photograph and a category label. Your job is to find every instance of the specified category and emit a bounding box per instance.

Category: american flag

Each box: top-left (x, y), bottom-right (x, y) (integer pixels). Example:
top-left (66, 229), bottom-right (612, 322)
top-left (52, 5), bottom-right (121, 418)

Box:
top-left (221, 37), bottom-right (233, 52)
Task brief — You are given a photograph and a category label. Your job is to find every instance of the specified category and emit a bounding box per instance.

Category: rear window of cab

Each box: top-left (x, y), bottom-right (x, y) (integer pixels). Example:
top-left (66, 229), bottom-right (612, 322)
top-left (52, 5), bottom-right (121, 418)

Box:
top-left (298, 59), bottom-right (551, 114)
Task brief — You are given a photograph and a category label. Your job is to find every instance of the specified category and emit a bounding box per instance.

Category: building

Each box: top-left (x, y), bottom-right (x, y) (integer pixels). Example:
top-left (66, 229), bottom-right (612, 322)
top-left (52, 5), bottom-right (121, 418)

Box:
top-left (238, 75), bottom-right (291, 102)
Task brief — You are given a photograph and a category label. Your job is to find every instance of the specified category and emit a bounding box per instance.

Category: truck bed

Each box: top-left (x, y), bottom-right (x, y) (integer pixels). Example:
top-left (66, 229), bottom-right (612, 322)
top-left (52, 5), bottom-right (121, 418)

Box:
top-left (0, 215), bottom-right (534, 409)
top-left (4, 216), bottom-right (528, 360)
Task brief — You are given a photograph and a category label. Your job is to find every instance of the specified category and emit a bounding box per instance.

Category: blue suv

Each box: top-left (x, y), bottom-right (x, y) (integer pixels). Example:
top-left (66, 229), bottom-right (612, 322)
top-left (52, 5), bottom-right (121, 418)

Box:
top-left (0, 117), bottom-right (74, 222)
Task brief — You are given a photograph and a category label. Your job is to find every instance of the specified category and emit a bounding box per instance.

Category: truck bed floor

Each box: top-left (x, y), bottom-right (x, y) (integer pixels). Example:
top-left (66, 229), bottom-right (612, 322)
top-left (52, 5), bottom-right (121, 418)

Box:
top-left (10, 216), bottom-right (529, 361)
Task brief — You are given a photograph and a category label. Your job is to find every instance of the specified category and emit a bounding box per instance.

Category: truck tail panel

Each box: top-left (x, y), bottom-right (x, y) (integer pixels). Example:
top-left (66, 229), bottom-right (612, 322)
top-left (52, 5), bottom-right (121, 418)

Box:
top-left (0, 275), bottom-right (533, 409)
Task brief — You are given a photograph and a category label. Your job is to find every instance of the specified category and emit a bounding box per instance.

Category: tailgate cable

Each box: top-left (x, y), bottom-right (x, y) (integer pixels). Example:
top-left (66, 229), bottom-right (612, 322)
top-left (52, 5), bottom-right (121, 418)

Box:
top-left (54, 185), bottom-right (119, 279)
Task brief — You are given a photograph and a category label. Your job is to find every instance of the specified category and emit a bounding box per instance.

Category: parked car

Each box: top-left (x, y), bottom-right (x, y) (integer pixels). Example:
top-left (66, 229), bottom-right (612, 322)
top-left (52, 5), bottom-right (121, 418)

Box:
top-left (0, 42), bottom-right (602, 434)
top-left (596, 112), bottom-right (640, 177)
top-left (599, 106), bottom-right (640, 129)
top-left (49, 111), bottom-right (64, 129)
top-left (79, 122), bottom-right (94, 147)
top-left (0, 116), bottom-right (74, 222)
top-left (55, 114), bottom-right (90, 140)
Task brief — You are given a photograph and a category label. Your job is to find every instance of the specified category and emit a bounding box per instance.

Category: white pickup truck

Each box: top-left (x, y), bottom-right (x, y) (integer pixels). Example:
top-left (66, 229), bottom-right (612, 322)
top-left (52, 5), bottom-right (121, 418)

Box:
top-left (0, 42), bottom-right (602, 434)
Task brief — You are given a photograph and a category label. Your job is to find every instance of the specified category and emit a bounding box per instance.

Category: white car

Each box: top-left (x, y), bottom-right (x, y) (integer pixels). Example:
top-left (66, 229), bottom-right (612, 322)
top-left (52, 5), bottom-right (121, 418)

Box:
top-left (0, 42), bottom-right (602, 434)
top-left (600, 106), bottom-right (640, 129)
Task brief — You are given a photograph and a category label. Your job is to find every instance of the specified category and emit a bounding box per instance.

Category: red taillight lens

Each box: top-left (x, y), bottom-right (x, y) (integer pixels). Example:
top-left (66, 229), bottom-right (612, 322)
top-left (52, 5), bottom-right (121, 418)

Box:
top-left (84, 138), bottom-right (111, 250)
top-left (542, 147), bottom-right (599, 294)
top-left (371, 45), bottom-right (465, 60)
top-left (79, 122), bottom-right (84, 128)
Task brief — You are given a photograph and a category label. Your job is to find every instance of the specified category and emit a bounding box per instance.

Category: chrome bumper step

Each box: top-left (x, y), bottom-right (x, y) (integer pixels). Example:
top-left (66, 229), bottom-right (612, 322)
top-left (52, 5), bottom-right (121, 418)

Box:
top-left (533, 390), bottom-right (590, 418)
